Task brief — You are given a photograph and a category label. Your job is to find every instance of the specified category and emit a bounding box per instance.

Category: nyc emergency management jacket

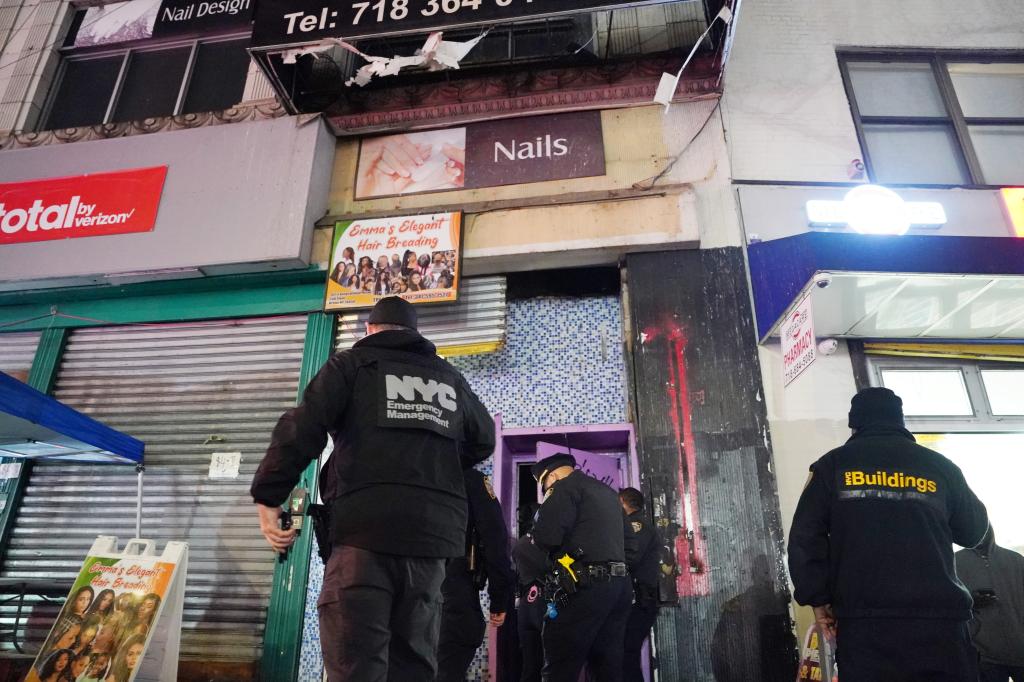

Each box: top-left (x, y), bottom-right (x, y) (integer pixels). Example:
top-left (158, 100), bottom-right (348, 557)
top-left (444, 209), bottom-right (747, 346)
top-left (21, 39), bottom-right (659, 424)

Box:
top-left (251, 329), bottom-right (495, 558)
top-left (789, 425), bottom-right (988, 620)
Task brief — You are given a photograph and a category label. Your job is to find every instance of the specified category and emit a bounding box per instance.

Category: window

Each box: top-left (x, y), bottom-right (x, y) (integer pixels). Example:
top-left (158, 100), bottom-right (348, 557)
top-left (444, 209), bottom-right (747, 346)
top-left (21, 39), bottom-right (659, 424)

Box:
top-left (43, 37), bottom-right (251, 130)
top-left (878, 368), bottom-right (974, 417)
top-left (840, 54), bottom-right (1024, 186)
top-left (869, 356), bottom-right (1024, 429)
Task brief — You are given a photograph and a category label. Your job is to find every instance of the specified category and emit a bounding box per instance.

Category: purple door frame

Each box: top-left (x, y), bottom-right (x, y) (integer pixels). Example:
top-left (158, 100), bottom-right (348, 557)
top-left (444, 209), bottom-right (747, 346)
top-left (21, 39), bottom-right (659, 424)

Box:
top-left (488, 416), bottom-right (645, 681)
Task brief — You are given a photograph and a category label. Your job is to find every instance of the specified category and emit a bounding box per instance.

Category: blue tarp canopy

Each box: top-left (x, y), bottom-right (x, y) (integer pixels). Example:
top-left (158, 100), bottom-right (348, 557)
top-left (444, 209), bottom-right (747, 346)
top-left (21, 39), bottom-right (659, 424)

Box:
top-left (0, 371), bottom-right (143, 465)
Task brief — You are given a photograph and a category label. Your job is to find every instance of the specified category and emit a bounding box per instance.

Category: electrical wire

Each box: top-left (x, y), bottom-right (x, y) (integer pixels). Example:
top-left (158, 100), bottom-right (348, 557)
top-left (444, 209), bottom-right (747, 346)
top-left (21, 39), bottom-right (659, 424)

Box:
top-left (632, 98), bottom-right (721, 191)
top-left (0, 0), bottom-right (138, 77)
top-left (0, 1), bottom-right (41, 67)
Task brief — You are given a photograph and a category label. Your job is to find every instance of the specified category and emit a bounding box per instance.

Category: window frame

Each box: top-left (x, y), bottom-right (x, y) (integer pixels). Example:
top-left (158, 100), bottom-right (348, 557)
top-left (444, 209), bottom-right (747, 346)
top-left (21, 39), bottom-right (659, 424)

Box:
top-left (868, 355), bottom-right (1024, 432)
top-left (40, 31), bottom-right (250, 131)
top-left (838, 49), bottom-right (1024, 188)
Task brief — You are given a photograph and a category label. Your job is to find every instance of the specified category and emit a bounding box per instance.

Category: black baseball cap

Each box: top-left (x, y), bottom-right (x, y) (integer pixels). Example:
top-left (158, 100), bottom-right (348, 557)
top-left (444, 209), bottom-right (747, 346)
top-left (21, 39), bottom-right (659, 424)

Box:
top-left (531, 453), bottom-right (577, 485)
top-left (367, 296), bottom-right (418, 330)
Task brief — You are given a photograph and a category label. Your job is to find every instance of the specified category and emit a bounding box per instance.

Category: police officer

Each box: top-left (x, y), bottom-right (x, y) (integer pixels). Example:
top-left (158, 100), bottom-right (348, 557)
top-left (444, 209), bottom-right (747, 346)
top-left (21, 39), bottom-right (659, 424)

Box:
top-left (436, 468), bottom-right (515, 682)
top-left (514, 522), bottom-right (551, 682)
top-left (523, 453), bottom-right (636, 682)
top-left (251, 297), bottom-right (495, 682)
top-left (789, 387), bottom-right (988, 682)
top-left (618, 487), bottom-right (659, 682)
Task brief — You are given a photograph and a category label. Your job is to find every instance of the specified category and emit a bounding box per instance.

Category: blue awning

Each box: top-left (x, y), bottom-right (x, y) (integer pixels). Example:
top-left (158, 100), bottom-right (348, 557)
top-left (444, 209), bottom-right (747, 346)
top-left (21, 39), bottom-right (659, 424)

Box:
top-left (0, 372), bottom-right (143, 465)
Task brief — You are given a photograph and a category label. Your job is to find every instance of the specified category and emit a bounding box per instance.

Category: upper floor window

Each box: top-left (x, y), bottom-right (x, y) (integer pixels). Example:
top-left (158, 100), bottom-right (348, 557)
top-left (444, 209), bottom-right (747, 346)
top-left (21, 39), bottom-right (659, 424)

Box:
top-left (44, 37), bottom-right (251, 130)
top-left (839, 54), bottom-right (1024, 187)
top-left (41, 0), bottom-right (255, 131)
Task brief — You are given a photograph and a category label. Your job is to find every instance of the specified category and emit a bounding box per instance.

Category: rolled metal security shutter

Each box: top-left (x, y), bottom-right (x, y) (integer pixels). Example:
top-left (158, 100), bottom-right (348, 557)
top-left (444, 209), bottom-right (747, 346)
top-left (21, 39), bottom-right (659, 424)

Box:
top-left (0, 331), bottom-right (41, 382)
top-left (0, 316), bottom-right (306, 663)
top-left (335, 276), bottom-right (507, 356)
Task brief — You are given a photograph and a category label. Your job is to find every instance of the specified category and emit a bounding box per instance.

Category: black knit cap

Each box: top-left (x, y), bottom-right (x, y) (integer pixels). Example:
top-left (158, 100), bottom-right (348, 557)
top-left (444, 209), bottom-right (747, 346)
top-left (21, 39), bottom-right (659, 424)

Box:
top-left (367, 296), bottom-right (418, 330)
top-left (531, 453), bottom-right (577, 484)
top-left (848, 387), bottom-right (904, 429)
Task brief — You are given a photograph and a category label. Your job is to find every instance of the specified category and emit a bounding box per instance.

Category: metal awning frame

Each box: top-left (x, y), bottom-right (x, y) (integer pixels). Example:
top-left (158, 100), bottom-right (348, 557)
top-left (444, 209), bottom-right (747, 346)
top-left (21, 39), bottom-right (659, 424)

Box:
top-left (0, 371), bottom-right (147, 536)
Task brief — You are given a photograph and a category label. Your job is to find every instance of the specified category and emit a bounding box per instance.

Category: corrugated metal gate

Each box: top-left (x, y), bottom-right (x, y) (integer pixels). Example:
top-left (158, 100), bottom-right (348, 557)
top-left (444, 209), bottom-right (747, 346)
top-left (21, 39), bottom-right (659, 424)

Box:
top-left (335, 276), bottom-right (507, 356)
top-left (0, 316), bottom-right (306, 662)
top-left (0, 331), bottom-right (41, 382)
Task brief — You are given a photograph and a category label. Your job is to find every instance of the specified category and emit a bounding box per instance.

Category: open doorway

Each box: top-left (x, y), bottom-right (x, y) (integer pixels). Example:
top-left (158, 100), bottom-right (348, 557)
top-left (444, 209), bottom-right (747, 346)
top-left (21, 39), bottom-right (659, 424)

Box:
top-left (489, 418), bottom-right (642, 681)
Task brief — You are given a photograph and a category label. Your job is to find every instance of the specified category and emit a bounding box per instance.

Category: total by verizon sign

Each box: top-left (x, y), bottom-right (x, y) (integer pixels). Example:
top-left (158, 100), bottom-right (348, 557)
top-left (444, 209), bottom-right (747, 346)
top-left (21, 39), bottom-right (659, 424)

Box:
top-left (0, 167), bottom-right (167, 246)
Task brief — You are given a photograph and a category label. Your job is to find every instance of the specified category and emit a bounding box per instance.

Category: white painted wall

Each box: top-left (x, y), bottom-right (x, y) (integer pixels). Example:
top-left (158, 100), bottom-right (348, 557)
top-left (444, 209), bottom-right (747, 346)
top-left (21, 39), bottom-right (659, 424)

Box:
top-left (759, 339), bottom-right (859, 636)
top-left (661, 98), bottom-right (745, 248)
top-left (721, 0), bottom-right (1024, 183)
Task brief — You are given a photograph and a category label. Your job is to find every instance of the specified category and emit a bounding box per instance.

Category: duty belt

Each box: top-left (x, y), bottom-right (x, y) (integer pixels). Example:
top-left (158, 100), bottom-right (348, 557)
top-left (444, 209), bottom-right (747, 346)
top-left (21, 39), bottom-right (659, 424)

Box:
top-left (580, 561), bottom-right (629, 580)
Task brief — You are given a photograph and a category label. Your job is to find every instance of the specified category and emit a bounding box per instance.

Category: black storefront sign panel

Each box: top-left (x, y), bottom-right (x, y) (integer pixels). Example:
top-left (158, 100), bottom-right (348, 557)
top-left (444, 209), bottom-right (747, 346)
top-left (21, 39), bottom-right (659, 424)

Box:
top-left (152, 0), bottom-right (254, 37)
top-left (74, 0), bottom-right (253, 48)
top-left (252, 0), bottom-right (675, 48)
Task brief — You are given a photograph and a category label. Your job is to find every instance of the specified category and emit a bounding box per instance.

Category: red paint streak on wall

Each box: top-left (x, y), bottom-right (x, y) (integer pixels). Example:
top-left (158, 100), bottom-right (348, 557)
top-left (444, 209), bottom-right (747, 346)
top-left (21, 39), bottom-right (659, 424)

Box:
top-left (665, 329), bottom-right (710, 597)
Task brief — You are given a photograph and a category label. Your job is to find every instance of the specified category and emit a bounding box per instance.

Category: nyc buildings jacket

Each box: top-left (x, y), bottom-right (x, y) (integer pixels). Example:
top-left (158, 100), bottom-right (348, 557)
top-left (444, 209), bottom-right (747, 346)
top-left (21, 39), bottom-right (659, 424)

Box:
top-left (788, 425), bottom-right (988, 620)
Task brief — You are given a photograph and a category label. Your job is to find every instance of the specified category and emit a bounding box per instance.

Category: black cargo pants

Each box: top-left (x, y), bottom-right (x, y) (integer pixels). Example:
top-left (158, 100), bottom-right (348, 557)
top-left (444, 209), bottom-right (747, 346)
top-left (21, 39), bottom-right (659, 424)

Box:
top-left (435, 557), bottom-right (486, 682)
top-left (541, 575), bottom-right (631, 682)
top-left (318, 544), bottom-right (446, 682)
top-left (836, 617), bottom-right (979, 682)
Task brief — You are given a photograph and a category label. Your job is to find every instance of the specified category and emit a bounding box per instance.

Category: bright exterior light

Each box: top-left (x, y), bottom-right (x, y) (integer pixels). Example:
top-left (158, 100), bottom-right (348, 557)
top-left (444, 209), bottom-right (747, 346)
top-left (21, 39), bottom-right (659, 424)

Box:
top-left (806, 185), bottom-right (947, 235)
top-left (844, 185), bottom-right (911, 235)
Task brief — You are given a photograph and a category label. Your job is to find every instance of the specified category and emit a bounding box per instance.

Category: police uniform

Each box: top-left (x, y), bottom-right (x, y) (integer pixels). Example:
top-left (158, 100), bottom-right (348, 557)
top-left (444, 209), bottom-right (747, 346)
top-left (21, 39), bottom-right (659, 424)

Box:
top-left (517, 579), bottom-right (547, 682)
top-left (436, 469), bottom-right (515, 682)
top-left (251, 297), bottom-right (495, 682)
top-left (788, 388), bottom-right (988, 682)
top-left (526, 454), bottom-right (637, 682)
top-left (514, 525), bottom-right (554, 682)
top-left (622, 507), bottom-right (659, 682)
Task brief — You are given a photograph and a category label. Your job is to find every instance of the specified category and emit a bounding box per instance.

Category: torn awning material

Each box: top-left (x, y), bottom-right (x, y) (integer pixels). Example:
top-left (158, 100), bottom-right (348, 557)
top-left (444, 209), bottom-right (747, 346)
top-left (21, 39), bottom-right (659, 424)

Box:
top-left (0, 372), bottom-right (143, 465)
top-left (278, 30), bottom-right (489, 86)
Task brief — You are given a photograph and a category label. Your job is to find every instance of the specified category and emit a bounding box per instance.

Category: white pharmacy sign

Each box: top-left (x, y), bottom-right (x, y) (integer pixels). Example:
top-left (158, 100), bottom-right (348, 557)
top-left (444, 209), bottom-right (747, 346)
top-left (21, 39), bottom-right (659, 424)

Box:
top-left (782, 295), bottom-right (816, 387)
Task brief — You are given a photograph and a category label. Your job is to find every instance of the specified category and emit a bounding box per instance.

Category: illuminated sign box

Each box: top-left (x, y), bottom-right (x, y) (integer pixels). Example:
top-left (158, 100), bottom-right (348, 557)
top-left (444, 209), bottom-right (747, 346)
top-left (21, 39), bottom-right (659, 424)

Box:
top-left (806, 185), bottom-right (947, 236)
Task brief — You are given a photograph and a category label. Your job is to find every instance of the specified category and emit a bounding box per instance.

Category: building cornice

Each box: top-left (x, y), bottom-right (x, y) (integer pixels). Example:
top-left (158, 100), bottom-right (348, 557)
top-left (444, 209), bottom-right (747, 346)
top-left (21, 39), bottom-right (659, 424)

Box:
top-left (326, 53), bottom-right (721, 134)
top-left (0, 99), bottom-right (287, 150)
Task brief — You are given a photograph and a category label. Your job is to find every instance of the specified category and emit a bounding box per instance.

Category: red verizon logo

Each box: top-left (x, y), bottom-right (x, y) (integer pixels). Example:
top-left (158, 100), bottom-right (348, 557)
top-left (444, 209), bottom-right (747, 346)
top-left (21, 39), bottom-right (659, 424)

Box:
top-left (0, 166), bottom-right (167, 245)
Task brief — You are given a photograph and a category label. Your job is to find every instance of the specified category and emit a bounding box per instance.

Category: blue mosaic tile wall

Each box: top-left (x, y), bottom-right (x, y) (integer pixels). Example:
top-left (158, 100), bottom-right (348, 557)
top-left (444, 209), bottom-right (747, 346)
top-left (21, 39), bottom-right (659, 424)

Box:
top-left (297, 295), bottom-right (627, 682)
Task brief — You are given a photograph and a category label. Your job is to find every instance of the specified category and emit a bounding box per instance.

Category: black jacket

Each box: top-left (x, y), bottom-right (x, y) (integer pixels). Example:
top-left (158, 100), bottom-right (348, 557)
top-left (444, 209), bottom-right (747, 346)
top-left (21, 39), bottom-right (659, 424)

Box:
top-left (463, 469), bottom-right (515, 612)
top-left (955, 530), bottom-right (1024, 665)
top-left (627, 509), bottom-right (660, 600)
top-left (789, 424), bottom-right (987, 619)
top-left (531, 470), bottom-right (638, 565)
top-left (251, 329), bottom-right (495, 558)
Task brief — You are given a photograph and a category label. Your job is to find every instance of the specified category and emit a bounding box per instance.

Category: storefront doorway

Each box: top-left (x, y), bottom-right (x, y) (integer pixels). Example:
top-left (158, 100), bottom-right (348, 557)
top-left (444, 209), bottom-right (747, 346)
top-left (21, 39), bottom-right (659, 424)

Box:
top-left (491, 421), bottom-right (641, 681)
top-left (494, 422), bottom-right (640, 539)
